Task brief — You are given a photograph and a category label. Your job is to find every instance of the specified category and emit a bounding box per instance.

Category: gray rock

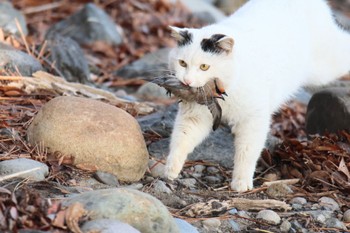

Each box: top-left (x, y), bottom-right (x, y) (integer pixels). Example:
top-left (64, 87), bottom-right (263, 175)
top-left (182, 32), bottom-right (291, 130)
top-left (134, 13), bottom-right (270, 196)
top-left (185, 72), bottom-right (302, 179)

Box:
top-left (174, 218), bottom-right (199, 233)
top-left (307, 210), bottom-right (333, 222)
top-left (325, 218), bottom-right (347, 230)
top-left (256, 210), bottom-right (281, 225)
top-left (206, 166), bottom-right (220, 175)
top-left (27, 96), bottom-right (149, 182)
top-left (137, 82), bottom-right (168, 99)
top-left (153, 180), bottom-right (172, 194)
top-left (0, 158), bottom-right (48, 181)
top-left (280, 220), bottom-right (291, 233)
top-left (291, 220), bottom-right (307, 233)
top-left (148, 160), bottom-right (166, 178)
top-left (228, 208), bottom-right (238, 215)
top-left (318, 197), bottom-right (340, 211)
top-left (115, 48), bottom-right (170, 79)
top-left (292, 204), bottom-right (303, 211)
top-left (290, 197), bottom-right (307, 205)
top-left (194, 165), bottom-right (206, 174)
top-left (178, 178), bottom-right (197, 189)
top-left (94, 171), bottom-right (119, 186)
top-left (343, 209), bottom-right (350, 223)
top-left (215, 0), bottom-right (247, 15)
top-left (81, 219), bottom-right (141, 233)
top-left (306, 87), bottom-right (350, 135)
top-left (266, 183), bottom-right (293, 198)
top-left (237, 210), bottom-right (250, 218)
top-left (46, 3), bottom-right (122, 45)
top-left (179, 0), bottom-right (226, 23)
top-left (63, 188), bottom-right (179, 233)
top-left (0, 2), bottom-right (28, 36)
top-left (46, 35), bottom-right (90, 83)
top-left (125, 183), bottom-right (143, 190)
top-left (202, 218), bottom-right (221, 231)
top-left (315, 213), bottom-right (327, 224)
top-left (203, 175), bottom-right (223, 184)
top-left (0, 43), bottom-right (43, 76)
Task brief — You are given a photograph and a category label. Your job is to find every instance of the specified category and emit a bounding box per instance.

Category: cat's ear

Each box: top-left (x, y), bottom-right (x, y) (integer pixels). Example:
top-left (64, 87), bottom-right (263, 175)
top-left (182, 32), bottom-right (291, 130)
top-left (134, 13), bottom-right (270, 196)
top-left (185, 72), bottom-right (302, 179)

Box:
top-left (169, 26), bottom-right (193, 46)
top-left (217, 36), bottom-right (234, 53)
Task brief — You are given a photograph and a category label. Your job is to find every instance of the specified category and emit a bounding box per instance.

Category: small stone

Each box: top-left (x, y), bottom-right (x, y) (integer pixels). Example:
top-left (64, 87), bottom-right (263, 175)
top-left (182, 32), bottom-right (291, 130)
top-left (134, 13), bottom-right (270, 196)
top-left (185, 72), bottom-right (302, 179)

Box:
top-left (291, 220), bottom-right (307, 233)
top-left (0, 2), bottom-right (28, 35)
top-left (206, 166), bottom-right (220, 175)
top-left (290, 197), bottom-right (307, 205)
top-left (311, 203), bottom-right (320, 210)
top-left (194, 165), bottom-right (206, 174)
top-left (202, 218), bottom-right (221, 231)
top-left (125, 183), bottom-right (143, 190)
top-left (228, 208), bottom-right (238, 215)
top-left (343, 209), bottom-right (350, 223)
top-left (229, 220), bottom-right (241, 232)
top-left (292, 204), bottom-right (303, 211)
top-left (266, 183), bottom-right (293, 198)
top-left (315, 214), bottom-right (326, 224)
top-left (137, 82), bottom-right (168, 99)
top-left (179, 178), bottom-right (197, 189)
top-left (325, 218), bottom-right (347, 230)
top-left (263, 173), bottom-right (279, 182)
top-left (153, 180), bottom-right (172, 194)
top-left (319, 197), bottom-right (340, 211)
top-left (237, 211), bottom-right (250, 218)
top-left (256, 210), bottom-right (281, 225)
top-left (0, 158), bottom-right (48, 181)
top-left (81, 219), bottom-right (140, 233)
top-left (280, 220), bottom-right (291, 233)
top-left (148, 160), bottom-right (165, 178)
top-left (94, 171), bottom-right (119, 186)
top-left (203, 175), bottom-right (222, 184)
top-left (174, 218), bottom-right (199, 233)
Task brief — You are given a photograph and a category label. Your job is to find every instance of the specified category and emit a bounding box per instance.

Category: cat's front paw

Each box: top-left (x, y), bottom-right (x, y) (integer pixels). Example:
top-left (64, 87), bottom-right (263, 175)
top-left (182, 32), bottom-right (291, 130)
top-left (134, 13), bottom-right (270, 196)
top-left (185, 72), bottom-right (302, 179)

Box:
top-left (230, 176), bottom-right (253, 192)
top-left (164, 163), bottom-right (181, 180)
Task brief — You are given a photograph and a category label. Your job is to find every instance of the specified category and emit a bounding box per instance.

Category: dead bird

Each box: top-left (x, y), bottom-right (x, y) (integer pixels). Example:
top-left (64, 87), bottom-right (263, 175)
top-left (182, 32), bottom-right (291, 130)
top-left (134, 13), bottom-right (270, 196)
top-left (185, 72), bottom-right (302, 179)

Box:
top-left (152, 76), bottom-right (227, 130)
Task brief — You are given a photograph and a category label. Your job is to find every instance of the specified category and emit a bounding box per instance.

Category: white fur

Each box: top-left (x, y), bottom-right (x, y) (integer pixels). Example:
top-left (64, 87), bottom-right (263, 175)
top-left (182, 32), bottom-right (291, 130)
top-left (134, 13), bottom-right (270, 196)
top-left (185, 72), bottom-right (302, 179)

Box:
top-left (165, 0), bottom-right (350, 192)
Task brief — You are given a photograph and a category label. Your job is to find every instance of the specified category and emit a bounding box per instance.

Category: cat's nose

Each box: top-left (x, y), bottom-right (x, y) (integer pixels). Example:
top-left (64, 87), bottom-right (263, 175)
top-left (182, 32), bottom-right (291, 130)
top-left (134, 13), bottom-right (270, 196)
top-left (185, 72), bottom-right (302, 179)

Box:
top-left (183, 78), bottom-right (192, 86)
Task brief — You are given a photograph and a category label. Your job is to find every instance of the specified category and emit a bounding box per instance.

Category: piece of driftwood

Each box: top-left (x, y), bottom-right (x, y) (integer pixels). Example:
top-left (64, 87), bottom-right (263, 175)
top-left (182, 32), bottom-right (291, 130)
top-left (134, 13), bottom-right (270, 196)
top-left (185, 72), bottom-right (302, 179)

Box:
top-left (262, 178), bottom-right (300, 187)
top-left (185, 198), bottom-right (291, 217)
top-left (2, 71), bottom-right (154, 115)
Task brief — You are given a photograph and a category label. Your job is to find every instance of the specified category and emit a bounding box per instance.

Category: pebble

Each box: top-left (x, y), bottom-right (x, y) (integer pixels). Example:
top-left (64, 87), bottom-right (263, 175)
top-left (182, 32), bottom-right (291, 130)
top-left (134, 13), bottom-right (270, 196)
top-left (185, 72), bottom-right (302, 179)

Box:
top-left (174, 218), bottom-right (199, 233)
top-left (291, 220), bottom-right (307, 233)
top-left (203, 175), bottom-right (222, 184)
top-left (229, 220), bottom-right (241, 231)
top-left (125, 183), bottom-right (143, 190)
top-left (202, 218), bottom-right (221, 231)
top-left (319, 197), bottom-right (340, 211)
top-left (325, 218), bottom-right (347, 230)
top-left (206, 166), bottom-right (220, 175)
top-left (148, 160), bottom-right (165, 178)
top-left (179, 178), bottom-right (197, 189)
top-left (256, 210), bottom-right (281, 225)
top-left (290, 197), bottom-right (307, 205)
top-left (237, 211), bottom-right (250, 218)
top-left (194, 165), bottom-right (205, 174)
top-left (228, 208), bottom-right (238, 215)
top-left (263, 172), bottom-right (279, 182)
top-left (94, 171), bottom-right (119, 186)
top-left (280, 220), bottom-right (291, 233)
top-left (315, 214), bottom-right (326, 224)
top-left (343, 209), bottom-right (350, 223)
top-left (0, 158), bottom-right (48, 181)
top-left (266, 183), bottom-right (293, 198)
top-left (153, 180), bottom-right (172, 194)
top-left (81, 219), bottom-right (140, 233)
top-left (292, 204), bottom-right (303, 211)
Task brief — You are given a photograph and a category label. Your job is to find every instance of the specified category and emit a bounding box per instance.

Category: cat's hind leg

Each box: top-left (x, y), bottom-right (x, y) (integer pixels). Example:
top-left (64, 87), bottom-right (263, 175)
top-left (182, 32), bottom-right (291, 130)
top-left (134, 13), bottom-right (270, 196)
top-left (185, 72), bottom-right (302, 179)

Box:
top-left (165, 102), bottom-right (213, 180)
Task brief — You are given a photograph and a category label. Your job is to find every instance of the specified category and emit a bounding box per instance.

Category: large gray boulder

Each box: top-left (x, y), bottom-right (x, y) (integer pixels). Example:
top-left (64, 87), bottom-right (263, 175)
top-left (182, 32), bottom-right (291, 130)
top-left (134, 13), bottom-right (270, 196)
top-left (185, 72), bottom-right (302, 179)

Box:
top-left (63, 188), bottom-right (179, 233)
top-left (0, 2), bottom-right (28, 36)
top-left (27, 96), bottom-right (149, 182)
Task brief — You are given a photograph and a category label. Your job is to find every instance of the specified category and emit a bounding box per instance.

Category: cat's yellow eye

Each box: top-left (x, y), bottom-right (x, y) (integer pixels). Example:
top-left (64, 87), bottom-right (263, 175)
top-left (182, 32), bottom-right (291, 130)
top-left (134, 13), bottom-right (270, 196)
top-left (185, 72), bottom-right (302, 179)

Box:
top-left (179, 60), bottom-right (187, 67)
top-left (200, 64), bottom-right (210, 71)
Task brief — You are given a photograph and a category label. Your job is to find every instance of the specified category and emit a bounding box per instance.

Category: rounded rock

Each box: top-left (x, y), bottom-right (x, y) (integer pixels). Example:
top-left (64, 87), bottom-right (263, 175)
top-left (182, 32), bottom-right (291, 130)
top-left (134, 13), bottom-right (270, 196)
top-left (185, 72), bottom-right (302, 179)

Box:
top-left (174, 218), bottom-right (199, 233)
top-left (319, 197), bottom-right (340, 211)
top-left (27, 96), bottom-right (149, 182)
top-left (81, 219), bottom-right (140, 233)
top-left (0, 158), bottom-right (48, 181)
top-left (280, 220), bottom-right (291, 233)
top-left (63, 188), bottom-right (179, 233)
top-left (325, 218), bottom-right (347, 230)
top-left (290, 197), bottom-right (307, 205)
top-left (266, 183), bottom-right (293, 198)
top-left (256, 210), bottom-right (281, 225)
top-left (202, 218), bottom-right (221, 231)
top-left (343, 209), bottom-right (350, 223)
top-left (148, 160), bottom-right (165, 178)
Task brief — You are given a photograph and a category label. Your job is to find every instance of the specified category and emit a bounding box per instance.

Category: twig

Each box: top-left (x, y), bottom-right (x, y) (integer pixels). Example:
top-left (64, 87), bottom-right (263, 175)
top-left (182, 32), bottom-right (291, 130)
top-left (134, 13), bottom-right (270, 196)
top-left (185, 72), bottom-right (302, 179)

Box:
top-left (15, 18), bottom-right (32, 56)
top-left (23, 2), bottom-right (63, 14)
top-left (262, 178), bottom-right (300, 187)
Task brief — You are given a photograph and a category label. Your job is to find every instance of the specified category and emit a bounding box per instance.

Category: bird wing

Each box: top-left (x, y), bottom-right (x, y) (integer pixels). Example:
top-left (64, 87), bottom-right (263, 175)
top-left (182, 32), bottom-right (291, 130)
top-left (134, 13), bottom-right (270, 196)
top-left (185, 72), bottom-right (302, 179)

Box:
top-left (207, 99), bottom-right (222, 131)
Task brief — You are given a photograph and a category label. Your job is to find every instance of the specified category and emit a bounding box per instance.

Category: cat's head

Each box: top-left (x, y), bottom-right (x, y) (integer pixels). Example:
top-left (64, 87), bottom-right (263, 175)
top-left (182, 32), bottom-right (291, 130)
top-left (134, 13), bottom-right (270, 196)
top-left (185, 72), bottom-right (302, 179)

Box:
top-left (168, 26), bottom-right (234, 87)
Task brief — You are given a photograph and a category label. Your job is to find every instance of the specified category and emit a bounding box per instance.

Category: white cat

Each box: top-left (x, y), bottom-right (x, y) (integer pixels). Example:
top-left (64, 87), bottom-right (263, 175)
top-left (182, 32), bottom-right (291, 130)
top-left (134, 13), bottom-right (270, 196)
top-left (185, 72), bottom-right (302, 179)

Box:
top-left (164, 0), bottom-right (350, 192)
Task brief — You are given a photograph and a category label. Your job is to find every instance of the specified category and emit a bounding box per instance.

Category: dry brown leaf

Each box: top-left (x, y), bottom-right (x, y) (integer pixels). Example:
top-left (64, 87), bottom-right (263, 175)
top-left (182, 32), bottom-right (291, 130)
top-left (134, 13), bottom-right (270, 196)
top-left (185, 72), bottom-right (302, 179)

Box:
top-left (338, 157), bottom-right (350, 180)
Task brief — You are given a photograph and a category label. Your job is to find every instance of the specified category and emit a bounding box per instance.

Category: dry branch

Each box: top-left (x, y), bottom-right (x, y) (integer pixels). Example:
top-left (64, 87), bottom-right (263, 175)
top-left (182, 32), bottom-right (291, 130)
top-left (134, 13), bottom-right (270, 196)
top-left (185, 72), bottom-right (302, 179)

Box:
top-left (262, 178), bottom-right (300, 187)
top-left (2, 71), bottom-right (154, 115)
top-left (185, 198), bottom-right (291, 217)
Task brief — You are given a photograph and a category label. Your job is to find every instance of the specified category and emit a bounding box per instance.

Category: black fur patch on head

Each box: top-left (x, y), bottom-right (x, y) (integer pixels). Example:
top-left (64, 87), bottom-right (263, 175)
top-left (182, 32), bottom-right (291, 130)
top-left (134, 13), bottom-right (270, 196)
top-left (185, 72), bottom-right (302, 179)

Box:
top-left (201, 34), bottom-right (226, 54)
top-left (178, 30), bottom-right (193, 47)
